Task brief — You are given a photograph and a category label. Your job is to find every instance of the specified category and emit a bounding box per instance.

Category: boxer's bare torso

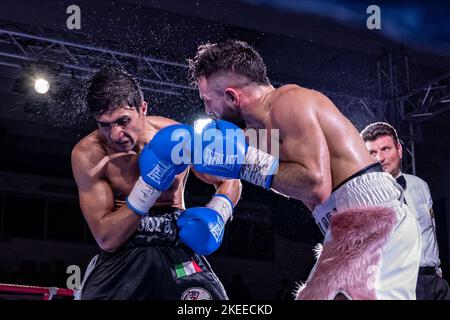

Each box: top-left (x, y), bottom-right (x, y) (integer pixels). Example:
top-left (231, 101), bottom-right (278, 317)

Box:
top-left (71, 115), bottom-right (188, 252)
top-left (72, 110), bottom-right (240, 252)
top-left (265, 85), bottom-right (373, 185)
top-left (249, 85), bottom-right (375, 208)
top-left (73, 116), bottom-right (187, 210)
top-left (78, 117), bottom-right (187, 209)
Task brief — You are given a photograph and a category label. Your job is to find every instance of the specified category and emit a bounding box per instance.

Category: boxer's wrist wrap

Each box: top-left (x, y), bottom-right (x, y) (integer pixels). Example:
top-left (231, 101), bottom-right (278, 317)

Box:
top-left (126, 176), bottom-right (162, 216)
top-left (206, 194), bottom-right (234, 223)
top-left (240, 146), bottom-right (279, 189)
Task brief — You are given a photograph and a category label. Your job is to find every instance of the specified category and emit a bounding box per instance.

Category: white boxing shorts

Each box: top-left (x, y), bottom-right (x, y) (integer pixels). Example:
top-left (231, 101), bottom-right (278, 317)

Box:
top-left (297, 164), bottom-right (421, 300)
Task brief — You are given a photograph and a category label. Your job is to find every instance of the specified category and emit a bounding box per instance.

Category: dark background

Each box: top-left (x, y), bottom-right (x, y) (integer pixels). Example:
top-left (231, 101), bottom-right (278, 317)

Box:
top-left (0, 0), bottom-right (449, 299)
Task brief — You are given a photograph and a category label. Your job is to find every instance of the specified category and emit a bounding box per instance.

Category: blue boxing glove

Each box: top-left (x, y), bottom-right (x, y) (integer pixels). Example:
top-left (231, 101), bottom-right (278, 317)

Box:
top-left (177, 194), bottom-right (234, 255)
top-left (193, 119), bottom-right (279, 190)
top-left (150, 123), bottom-right (193, 169)
top-left (126, 126), bottom-right (191, 215)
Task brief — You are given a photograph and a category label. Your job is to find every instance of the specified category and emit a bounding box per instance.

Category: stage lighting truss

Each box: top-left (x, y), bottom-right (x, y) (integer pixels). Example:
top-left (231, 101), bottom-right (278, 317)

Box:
top-left (0, 28), bottom-right (196, 96)
top-left (399, 73), bottom-right (450, 122)
top-left (377, 51), bottom-right (450, 175)
top-left (377, 51), bottom-right (450, 122)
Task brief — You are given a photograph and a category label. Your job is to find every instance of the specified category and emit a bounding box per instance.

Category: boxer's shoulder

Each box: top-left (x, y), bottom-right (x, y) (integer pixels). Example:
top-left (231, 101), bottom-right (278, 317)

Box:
top-left (269, 85), bottom-right (317, 130)
top-left (273, 85), bottom-right (330, 104)
top-left (274, 84), bottom-right (308, 94)
top-left (146, 115), bottom-right (179, 131)
top-left (270, 85), bottom-right (316, 111)
top-left (72, 131), bottom-right (108, 179)
top-left (72, 131), bottom-right (106, 157)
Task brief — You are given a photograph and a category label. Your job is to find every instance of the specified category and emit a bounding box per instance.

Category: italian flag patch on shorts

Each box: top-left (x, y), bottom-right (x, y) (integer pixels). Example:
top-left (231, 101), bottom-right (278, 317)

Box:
top-left (174, 260), bottom-right (202, 278)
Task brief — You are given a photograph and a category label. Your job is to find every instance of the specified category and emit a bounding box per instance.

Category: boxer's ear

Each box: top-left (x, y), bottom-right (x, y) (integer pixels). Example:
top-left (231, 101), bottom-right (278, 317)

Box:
top-left (140, 102), bottom-right (148, 115)
top-left (224, 88), bottom-right (239, 106)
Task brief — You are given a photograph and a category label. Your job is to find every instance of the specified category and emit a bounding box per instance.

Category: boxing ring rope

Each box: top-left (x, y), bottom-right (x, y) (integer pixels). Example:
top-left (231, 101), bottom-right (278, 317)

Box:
top-left (0, 283), bottom-right (75, 300)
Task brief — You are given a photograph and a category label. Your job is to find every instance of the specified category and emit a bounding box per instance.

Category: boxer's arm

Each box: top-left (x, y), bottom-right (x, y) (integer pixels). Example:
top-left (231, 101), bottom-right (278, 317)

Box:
top-left (270, 90), bottom-right (332, 206)
top-left (192, 170), bottom-right (242, 206)
top-left (177, 169), bottom-right (242, 255)
top-left (71, 145), bottom-right (140, 253)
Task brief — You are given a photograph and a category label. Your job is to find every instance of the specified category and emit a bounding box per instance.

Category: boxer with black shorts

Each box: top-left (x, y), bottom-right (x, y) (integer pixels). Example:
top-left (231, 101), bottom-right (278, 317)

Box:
top-left (71, 66), bottom-right (241, 300)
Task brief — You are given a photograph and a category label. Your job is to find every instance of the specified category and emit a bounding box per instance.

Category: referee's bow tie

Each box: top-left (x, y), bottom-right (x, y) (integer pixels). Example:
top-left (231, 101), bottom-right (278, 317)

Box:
top-left (396, 175), bottom-right (407, 190)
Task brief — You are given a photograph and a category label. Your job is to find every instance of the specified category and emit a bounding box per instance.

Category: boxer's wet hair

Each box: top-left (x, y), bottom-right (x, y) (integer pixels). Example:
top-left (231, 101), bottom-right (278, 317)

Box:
top-left (360, 122), bottom-right (400, 145)
top-left (87, 66), bottom-right (143, 116)
top-left (188, 39), bottom-right (270, 86)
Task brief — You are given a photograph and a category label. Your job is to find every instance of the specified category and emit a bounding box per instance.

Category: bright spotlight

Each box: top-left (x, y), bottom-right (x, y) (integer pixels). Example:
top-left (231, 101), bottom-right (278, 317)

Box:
top-left (194, 118), bottom-right (213, 134)
top-left (34, 78), bottom-right (50, 94)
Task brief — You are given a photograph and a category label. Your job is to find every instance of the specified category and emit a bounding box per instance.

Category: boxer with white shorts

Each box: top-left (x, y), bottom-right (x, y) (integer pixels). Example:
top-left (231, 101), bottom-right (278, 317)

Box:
top-left (307, 163), bottom-right (421, 299)
top-left (184, 39), bottom-right (421, 299)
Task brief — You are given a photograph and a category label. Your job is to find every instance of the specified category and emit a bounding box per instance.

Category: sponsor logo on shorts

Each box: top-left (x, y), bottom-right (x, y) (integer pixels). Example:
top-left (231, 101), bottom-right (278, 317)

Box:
top-left (181, 287), bottom-right (213, 300)
top-left (138, 214), bottom-right (176, 235)
top-left (317, 208), bottom-right (336, 234)
top-left (134, 213), bottom-right (178, 244)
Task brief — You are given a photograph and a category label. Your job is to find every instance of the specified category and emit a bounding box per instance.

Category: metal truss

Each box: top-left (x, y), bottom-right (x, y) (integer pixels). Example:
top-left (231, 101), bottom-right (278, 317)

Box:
top-left (395, 72), bottom-right (450, 175)
top-left (377, 51), bottom-right (411, 99)
top-left (377, 51), bottom-right (417, 174)
top-left (398, 121), bottom-right (418, 176)
top-left (377, 48), bottom-right (450, 175)
top-left (395, 73), bottom-right (450, 176)
top-left (0, 28), bottom-right (195, 96)
top-left (399, 72), bottom-right (450, 122)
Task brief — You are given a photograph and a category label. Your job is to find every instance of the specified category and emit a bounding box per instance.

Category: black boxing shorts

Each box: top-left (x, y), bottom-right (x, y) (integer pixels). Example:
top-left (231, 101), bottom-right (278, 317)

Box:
top-left (77, 207), bottom-right (228, 300)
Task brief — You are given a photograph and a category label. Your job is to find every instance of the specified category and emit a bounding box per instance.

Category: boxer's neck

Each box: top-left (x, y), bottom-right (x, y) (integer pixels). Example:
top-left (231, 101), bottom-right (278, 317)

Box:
top-left (135, 116), bottom-right (156, 151)
top-left (241, 85), bottom-right (274, 129)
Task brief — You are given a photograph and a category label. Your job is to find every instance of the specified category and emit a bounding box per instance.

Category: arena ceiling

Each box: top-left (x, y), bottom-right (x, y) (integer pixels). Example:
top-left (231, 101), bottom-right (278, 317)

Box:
top-left (0, 0), bottom-right (448, 161)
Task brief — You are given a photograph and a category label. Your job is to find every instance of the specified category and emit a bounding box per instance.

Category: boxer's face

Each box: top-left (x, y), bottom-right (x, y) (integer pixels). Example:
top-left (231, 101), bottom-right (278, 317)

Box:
top-left (95, 103), bottom-right (147, 152)
top-left (365, 135), bottom-right (402, 177)
top-left (198, 76), bottom-right (242, 124)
